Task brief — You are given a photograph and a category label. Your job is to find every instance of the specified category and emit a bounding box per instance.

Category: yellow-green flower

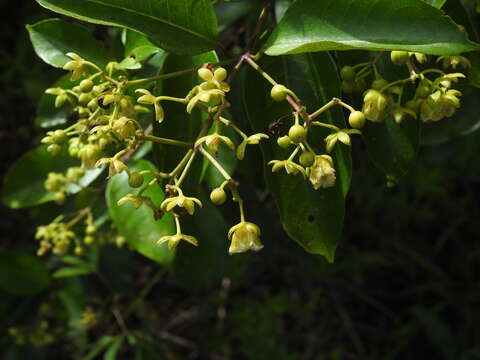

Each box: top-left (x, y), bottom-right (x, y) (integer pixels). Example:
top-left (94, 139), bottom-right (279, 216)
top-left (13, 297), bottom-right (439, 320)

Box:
top-left (117, 194), bottom-right (154, 209)
top-left (308, 155), bottom-right (336, 190)
top-left (136, 89), bottom-right (165, 122)
top-left (157, 215), bottom-right (198, 249)
top-left (195, 134), bottom-right (234, 153)
top-left (268, 160), bottom-right (306, 177)
top-left (157, 233), bottom-right (198, 250)
top-left (228, 221), bottom-right (263, 254)
top-left (236, 133), bottom-right (269, 160)
top-left (63, 53), bottom-right (88, 81)
top-left (95, 157), bottom-right (128, 178)
top-left (160, 187), bottom-right (202, 215)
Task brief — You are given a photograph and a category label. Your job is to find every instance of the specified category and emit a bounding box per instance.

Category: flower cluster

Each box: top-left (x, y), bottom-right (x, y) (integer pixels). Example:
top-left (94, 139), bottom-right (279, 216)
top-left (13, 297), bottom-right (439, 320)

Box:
top-left (341, 51), bottom-right (469, 125)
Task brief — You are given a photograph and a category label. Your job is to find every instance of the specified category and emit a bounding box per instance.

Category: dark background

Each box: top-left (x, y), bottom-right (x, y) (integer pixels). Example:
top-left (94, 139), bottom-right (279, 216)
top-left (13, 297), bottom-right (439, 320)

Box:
top-left (1, 2), bottom-right (480, 359)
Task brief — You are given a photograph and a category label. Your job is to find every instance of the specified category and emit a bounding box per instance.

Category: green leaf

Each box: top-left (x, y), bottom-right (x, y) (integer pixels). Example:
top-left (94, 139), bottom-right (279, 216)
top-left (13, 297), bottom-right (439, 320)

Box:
top-left (27, 18), bottom-right (109, 68)
top-left (422, 0), bottom-right (446, 8)
top-left (2, 145), bottom-right (101, 209)
top-left (104, 336), bottom-right (124, 360)
top-left (0, 251), bottom-right (52, 295)
top-left (36, 0), bottom-right (219, 55)
top-left (362, 117), bottom-right (420, 180)
top-left (106, 159), bottom-right (175, 264)
top-left (53, 267), bottom-right (93, 278)
top-left (124, 30), bottom-right (161, 62)
top-left (265, 0), bottom-right (480, 56)
top-left (36, 74), bottom-right (76, 128)
top-left (60, 255), bottom-right (93, 267)
top-left (83, 336), bottom-right (116, 360)
top-left (243, 53), bottom-right (351, 262)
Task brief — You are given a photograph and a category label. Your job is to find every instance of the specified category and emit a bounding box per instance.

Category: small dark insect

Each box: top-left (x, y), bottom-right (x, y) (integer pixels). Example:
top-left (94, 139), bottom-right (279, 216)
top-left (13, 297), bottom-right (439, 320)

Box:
top-left (268, 113), bottom-right (293, 136)
top-left (268, 120), bottom-right (284, 135)
top-left (97, 96), bottom-right (110, 109)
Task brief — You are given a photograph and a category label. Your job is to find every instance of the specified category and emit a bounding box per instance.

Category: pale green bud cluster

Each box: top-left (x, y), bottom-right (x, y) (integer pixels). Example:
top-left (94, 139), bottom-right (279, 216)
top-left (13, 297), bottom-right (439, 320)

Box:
top-left (341, 51), bottom-right (467, 125)
top-left (8, 321), bottom-right (55, 348)
top-left (44, 167), bottom-right (85, 204)
top-left (36, 222), bottom-right (76, 256)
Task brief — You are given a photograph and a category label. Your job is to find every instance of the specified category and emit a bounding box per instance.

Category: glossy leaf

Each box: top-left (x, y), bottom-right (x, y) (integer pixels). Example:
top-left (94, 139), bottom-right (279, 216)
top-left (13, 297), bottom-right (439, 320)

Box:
top-left (362, 117), bottom-right (420, 180)
top-left (243, 53), bottom-right (351, 262)
top-left (2, 146), bottom-right (101, 209)
top-left (35, 74), bottom-right (76, 128)
top-left (36, 0), bottom-right (219, 55)
top-left (0, 251), bottom-right (52, 295)
top-left (123, 30), bottom-right (161, 62)
top-left (265, 0), bottom-right (480, 56)
top-left (422, 0), bottom-right (446, 8)
top-left (27, 18), bottom-right (109, 68)
top-left (106, 159), bottom-right (175, 265)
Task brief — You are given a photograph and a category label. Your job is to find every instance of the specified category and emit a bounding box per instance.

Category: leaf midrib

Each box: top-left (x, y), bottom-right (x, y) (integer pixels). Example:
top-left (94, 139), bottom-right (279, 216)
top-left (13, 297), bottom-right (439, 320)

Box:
top-left (46, 0), bottom-right (218, 46)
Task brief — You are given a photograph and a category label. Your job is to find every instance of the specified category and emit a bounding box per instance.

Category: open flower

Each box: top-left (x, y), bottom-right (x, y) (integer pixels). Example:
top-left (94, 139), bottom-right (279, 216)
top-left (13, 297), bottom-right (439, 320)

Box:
top-left (160, 187), bottom-right (202, 215)
top-left (117, 194), bottom-right (155, 209)
top-left (228, 221), bottom-right (263, 254)
top-left (308, 155), bottom-right (336, 190)
top-left (157, 215), bottom-right (198, 249)
top-left (95, 157), bottom-right (128, 178)
top-left (136, 89), bottom-right (165, 122)
top-left (236, 133), bottom-right (269, 160)
top-left (157, 233), bottom-right (198, 250)
top-left (195, 134), bottom-right (234, 153)
top-left (325, 131), bottom-right (350, 153)
top-left (63, 53), bottom-right (88, 81)
top-left (186, 89), bottom-right (225, 113)
top-left (268, 160), bottom-right (306, 177)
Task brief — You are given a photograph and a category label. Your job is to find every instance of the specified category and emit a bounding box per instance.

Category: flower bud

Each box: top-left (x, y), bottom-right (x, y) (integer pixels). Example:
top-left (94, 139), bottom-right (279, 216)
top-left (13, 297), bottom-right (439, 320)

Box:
top-left (86, 225), bottom-right (97, 235)
top-left (128, 172), bottom-right (144, 188)
top-left (214, 67), bottom-right (227, 81)
top-left (390, 51), bottom-right (409, 66)
top-left (87, 98), bottom-right (98, 110)
top-left (66, 167), bottom-right (85, 181)
top-left (340, 66), bottom-right (356, 81)
top-left (299, 152), bottom-right (315, 167)
top-left (47, 144), bottom-right (62, 156)
top-left (115, 235), bottom-right (126, 248)
top-left (210, 188), bottom-right (227, 205)
top-left (271, 84), bottom-right (288, 102)
top-left (45, 173), bottom-right (65, 192)
top-left (362, 90), bottom-right (389, 122)
top-left (54, 192), bottom-right (66, 205)
top-left (277, 136), bottom-right (292, 148)
top-left (84, 236), bottom-right (95, 245)
top-left (78, 93), bottom-right (91, 105)
top-left (79, 144), bottom-right (102, 168)
top-left (79, 79), bottom-right (94, 93)
top-left (55, 94), bottom-right (68, 108)
top-left (288, 125), bottom-right (307, 144)
top-left (198, 68), bottom-right (214, 81)
top-left (348, 111), bottom-right (366, 129)
top-left (372, 78), bottom-right (388, 91)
